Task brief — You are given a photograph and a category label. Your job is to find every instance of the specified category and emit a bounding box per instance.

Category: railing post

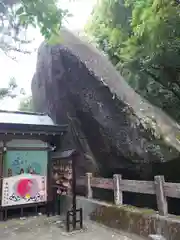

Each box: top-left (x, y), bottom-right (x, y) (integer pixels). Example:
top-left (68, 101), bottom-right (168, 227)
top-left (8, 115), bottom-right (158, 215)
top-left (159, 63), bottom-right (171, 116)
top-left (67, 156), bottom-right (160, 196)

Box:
top-left (85, 173), bottom-right (92, 198)
top-left (154, 176), bottom-right (168, 216)
top-left (113, 174), bottom-right (122, 205)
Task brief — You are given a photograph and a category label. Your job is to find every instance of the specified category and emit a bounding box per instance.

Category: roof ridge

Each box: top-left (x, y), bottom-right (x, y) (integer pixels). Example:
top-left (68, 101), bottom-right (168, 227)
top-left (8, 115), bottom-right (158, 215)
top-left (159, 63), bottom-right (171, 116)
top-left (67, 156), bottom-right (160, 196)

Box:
top-left (0, 110), bottom-right (46, 116)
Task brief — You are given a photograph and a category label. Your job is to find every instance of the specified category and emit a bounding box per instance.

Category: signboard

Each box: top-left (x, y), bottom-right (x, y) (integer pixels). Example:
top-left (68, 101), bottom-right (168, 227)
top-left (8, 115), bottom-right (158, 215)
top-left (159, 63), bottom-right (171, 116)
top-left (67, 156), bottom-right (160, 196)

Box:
top-left (4, 150), bottom-right (47, 177)
top-left (1, 174), bottom-right (47, 207)
top-left (52, 159), bottom-right (72, 195)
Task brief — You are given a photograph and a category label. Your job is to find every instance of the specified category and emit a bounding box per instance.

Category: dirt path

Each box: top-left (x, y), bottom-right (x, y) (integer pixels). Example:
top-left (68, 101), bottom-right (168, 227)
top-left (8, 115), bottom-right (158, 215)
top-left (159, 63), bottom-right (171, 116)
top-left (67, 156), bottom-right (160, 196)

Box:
top-left (0, 215), bottom-right (146, 240)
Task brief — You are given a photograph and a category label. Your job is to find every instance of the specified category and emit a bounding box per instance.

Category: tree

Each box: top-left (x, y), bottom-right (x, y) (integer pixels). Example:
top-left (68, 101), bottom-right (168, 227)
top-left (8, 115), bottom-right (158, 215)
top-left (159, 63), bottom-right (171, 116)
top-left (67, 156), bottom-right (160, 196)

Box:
top-left (85, 0), bottom-right (180, 122)
top-left (0, 0), bottom-right (72, 105)
top-left (19, 95), bottom-right (33, 111)
top-left (0, 0), bottom-right (70, 55)
top-left (0, 77), bottom-right (18, 99)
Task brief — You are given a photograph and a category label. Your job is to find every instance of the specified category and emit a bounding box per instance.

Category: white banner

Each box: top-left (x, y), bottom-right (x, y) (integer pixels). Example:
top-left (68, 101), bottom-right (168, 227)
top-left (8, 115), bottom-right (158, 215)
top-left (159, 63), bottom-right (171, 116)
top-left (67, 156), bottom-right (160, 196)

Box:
top-left (1, 174), bottom-right (47, 207)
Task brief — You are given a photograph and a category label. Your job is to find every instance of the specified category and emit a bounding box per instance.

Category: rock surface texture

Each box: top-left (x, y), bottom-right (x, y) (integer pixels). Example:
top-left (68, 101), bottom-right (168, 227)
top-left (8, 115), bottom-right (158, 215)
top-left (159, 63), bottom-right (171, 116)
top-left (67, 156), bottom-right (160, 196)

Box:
top-left (32, 28), bottom-right (180, 180)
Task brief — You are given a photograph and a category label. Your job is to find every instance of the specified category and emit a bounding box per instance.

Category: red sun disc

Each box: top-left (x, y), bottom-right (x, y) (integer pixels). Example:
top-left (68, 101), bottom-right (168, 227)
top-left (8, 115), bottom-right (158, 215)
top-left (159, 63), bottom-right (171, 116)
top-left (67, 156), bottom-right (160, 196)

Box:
top-left (17, 179), bottom-right (32, 197)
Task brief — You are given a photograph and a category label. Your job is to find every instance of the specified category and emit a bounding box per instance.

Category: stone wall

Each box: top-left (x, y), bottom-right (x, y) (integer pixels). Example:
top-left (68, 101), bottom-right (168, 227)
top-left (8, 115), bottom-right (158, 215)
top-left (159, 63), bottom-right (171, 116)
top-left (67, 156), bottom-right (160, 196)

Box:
top-left (60, 196), bottom-right (180, 240)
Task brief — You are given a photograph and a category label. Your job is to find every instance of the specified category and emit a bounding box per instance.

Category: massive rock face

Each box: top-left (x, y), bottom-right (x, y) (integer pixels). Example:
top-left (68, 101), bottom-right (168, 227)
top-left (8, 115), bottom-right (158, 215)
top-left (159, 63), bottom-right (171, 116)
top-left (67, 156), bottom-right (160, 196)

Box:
top-left (32, 28), bottom-right (180, 181)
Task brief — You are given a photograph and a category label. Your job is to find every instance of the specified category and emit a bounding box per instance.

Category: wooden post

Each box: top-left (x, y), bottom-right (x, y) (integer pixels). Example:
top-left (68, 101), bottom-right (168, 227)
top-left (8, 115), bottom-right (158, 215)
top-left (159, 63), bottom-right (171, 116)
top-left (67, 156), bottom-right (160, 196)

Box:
top-left (154, 176), bottom-right (168, 216)
top-left (113, 174), bottom-right (122, 205)
top-left (0, 151), bottom-right (3, 207)
top-left (85, 173), bottom-right (92, 198)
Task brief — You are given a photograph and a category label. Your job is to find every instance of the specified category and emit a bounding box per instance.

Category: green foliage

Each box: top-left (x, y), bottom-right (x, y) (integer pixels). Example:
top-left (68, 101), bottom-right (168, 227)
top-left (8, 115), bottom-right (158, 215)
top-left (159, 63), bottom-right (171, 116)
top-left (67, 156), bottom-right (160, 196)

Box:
top-left (19, 95), bottom-right (33, 111)
top-left (0, 77), bottom-right (18, 99)
top-left (0, 0), bottom-right (69, 54)
top-left (86, 0), bottom-right (180, 122)
top-left (15, 0), bottom-right (66, 40)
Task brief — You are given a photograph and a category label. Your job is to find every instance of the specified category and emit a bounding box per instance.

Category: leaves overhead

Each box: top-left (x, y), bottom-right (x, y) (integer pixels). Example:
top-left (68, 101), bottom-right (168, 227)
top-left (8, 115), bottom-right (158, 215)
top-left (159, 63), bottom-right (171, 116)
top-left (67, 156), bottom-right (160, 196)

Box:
top-left (86, 0), bottom-right (180, 122)
top-left (0, 0), bottom-right (70, 103)
top-left (0, 0), bottom-right (69, 55)
top-left (15, 0), bottom-right (66, 40)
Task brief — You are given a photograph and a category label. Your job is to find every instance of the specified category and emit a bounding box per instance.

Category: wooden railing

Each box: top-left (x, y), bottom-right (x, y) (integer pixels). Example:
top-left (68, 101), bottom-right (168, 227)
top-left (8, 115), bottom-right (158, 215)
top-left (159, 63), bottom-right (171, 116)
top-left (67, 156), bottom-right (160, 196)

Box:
top-left (77, 173), bottom-right (180, 216)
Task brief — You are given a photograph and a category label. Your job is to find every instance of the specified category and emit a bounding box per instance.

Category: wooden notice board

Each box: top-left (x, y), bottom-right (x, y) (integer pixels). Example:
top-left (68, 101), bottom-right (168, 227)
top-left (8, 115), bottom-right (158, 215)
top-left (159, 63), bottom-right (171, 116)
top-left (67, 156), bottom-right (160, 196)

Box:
top-left (52, 158), bottom-right (72, 195)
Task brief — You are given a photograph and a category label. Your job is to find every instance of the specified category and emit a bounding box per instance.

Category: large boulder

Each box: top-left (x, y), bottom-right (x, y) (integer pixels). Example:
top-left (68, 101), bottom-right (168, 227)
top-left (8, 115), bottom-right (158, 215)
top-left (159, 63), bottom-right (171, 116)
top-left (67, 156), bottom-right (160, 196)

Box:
top-left (32, 28), bottom-right (180, 180)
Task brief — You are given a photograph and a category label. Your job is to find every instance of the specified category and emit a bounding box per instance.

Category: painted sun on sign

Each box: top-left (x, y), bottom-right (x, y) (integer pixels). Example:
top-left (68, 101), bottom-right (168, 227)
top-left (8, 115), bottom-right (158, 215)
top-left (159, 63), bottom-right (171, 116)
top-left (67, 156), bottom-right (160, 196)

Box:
top-left (1, 174), bottom-right (47, 207)
top-left (15, 178), bottom-right (39, 200)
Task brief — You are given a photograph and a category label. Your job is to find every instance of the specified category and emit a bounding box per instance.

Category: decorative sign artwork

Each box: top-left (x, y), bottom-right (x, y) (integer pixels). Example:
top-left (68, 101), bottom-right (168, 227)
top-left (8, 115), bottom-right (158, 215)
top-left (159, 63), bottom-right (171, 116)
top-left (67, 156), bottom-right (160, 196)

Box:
top-left (4, 150), bottom-right (47, 177)
top-left (1, 174), bottom-right (47, 207)
top-left (52, 159), bottom-right (72, 196)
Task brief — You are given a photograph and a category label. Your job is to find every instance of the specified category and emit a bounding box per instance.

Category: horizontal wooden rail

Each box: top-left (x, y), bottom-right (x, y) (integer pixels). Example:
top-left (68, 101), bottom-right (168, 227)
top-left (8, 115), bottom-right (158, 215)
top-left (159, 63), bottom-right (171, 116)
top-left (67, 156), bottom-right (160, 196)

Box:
top-left (76, 173), bottom-right (180, 216)
top-left (91, 177), bottom-right (113, 189)
top-left (164, 182), bottom-right (180, 198)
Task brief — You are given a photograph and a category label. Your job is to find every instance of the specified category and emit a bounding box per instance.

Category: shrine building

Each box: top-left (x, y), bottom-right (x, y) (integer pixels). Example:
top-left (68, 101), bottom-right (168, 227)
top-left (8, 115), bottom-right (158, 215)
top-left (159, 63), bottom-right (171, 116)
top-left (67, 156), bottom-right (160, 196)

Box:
top-left (0, 110), bottom-right (68, 220)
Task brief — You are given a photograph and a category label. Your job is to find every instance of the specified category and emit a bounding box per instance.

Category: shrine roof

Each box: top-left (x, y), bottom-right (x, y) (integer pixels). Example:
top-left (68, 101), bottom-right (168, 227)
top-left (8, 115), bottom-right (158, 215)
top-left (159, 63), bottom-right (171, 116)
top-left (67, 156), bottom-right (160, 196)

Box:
top-left (0, 110), bottom-right (68, 135)
top-left (52, 149), bottom-right (78, 159)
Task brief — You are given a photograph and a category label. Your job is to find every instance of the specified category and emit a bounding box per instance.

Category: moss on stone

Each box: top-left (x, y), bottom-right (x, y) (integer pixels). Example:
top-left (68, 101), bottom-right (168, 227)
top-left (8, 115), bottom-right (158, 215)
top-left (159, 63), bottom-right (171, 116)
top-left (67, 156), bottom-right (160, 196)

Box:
top-left (117, 204), bottom-right (155, 215)
top-left (90, 202), bottom-right (180, 240)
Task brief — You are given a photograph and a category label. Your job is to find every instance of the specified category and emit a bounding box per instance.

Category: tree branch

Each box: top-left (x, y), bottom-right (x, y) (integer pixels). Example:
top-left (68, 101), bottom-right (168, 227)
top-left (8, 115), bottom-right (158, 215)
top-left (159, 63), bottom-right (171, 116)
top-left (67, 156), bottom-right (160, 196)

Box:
top-left (143, 68), bottom-right (180, 101)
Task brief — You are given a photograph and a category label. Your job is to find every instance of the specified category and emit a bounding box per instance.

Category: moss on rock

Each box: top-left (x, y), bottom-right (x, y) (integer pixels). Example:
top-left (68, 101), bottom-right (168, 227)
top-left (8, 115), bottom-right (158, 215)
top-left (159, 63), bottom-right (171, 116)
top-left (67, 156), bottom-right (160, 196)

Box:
top-left (90, 203), bottom-right (180, 240)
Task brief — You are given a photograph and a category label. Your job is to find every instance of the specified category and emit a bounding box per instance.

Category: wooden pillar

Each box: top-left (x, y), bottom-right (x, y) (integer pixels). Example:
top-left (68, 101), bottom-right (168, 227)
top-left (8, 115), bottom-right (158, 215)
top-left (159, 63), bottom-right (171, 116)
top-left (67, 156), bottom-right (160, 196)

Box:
top-left (0, 151), bottom-right (3, 206)
top-left (113, 174), bottom-right (122, 205)
top-left (85, 173), bottom-right (92, 198)
top-left (46, 149), bottom-right (52, 216)
top-left (154, 176), bottom-right (168, 216)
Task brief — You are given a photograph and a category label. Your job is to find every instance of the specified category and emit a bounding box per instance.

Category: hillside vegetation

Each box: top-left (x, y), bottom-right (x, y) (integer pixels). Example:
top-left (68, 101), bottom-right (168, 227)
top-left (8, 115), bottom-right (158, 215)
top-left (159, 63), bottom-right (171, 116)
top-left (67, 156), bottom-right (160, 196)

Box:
top-left (85, 0), bottom-right (180, 122)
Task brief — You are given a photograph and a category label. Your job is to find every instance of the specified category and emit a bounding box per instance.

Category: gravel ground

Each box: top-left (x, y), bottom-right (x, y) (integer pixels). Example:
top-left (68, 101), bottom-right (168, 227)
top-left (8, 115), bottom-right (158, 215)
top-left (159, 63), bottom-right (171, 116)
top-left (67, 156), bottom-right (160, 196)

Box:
top-left (0, 215), bottom-right (146, 240)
